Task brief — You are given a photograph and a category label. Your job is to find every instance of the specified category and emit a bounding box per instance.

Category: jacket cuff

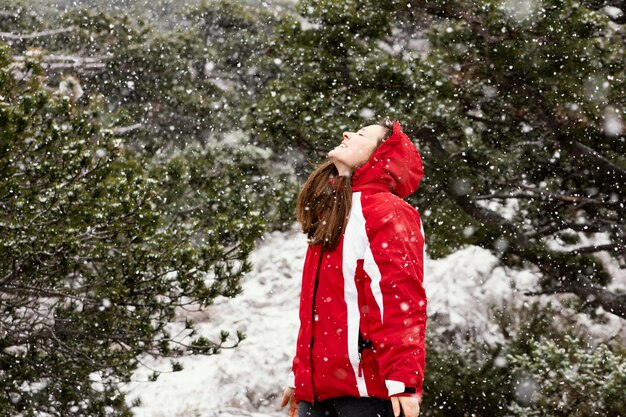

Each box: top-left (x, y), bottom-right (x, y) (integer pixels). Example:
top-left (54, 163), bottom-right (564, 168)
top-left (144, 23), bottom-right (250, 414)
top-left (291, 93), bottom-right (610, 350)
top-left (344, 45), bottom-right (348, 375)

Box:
top-left (286, 371), bottom-right (295, 388)
top-left (385, 380), bottom-right (415, 396)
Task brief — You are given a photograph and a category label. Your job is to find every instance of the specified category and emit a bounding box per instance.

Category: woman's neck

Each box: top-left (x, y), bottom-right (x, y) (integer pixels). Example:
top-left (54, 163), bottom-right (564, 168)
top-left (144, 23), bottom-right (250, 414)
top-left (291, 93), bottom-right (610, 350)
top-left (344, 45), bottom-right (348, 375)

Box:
top-left (332, 160), bottom-right (352, 177)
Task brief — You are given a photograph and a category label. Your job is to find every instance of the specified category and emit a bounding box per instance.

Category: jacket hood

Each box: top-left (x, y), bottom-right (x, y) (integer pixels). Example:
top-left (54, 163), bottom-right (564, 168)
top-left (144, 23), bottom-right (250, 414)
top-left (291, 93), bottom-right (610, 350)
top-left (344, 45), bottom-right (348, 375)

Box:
top-left (350, 120), bottom-right (423, 198)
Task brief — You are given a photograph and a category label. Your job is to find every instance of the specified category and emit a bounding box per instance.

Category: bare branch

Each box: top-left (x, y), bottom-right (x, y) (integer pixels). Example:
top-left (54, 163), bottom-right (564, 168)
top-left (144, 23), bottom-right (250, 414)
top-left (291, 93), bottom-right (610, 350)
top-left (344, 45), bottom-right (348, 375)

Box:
top-left (473, 191), bottom-right (608, 206)
top-left (0, 268), bottom-right (19, 286)
top-left (113, 123), bottom-right (144, 135)
top-left (527, 222), bottom-right (605, 239)
top-left (570, 243), bottom-right (624, 255)
top-left (0, 26), bottom-right (74, 40)
top-left (12, 54), bottom-right (109, 70)
top-left (0, 10), bottom-right (19, 18)
top-left (0, 285), bottom-right (82, 300)
top-left (464, 112), bottom-right (512, 126)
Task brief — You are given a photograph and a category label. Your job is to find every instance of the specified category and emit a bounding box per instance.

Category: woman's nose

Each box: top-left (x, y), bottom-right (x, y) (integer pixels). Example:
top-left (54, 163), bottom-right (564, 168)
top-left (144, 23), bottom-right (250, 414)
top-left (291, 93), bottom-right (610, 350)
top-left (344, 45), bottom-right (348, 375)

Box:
top-left (342, 132), bottom-right (350, 140)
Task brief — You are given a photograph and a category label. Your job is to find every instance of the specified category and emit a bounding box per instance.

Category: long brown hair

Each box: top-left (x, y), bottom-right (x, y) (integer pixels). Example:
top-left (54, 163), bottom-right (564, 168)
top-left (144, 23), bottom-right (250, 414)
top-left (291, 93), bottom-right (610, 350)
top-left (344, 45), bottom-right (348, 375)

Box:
top-left (296, 118), bottom-right (393, 251)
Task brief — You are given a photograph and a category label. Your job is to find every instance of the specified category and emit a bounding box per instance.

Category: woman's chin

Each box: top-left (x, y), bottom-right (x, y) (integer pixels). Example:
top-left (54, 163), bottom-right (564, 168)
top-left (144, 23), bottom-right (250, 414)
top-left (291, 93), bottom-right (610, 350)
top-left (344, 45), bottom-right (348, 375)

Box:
top-left (328, 149), bottom-right (341, 159)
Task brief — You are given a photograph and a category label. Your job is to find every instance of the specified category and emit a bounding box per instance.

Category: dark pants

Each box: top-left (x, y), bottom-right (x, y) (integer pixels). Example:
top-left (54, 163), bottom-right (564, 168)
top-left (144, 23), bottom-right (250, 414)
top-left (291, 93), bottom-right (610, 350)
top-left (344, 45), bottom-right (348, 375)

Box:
top-left (297, 396), bottom-right (398, 417)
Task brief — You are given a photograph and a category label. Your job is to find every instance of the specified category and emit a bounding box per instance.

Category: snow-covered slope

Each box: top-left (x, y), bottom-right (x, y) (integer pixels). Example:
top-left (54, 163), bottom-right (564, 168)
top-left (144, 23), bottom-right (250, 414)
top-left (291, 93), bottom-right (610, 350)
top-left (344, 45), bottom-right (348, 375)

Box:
top-left (125, 223), bottom-right (625, 417)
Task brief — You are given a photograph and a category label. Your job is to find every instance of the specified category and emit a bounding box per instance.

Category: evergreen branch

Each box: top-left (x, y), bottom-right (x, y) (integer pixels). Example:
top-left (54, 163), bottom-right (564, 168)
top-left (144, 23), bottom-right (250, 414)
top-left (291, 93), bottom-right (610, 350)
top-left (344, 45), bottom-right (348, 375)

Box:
top-left (459, 17), bottom-right (626, 201)
top-left (556, 136), bottom-right (626, 190)
top-left (580, 0), bottom-right (626, 24)
top-left (516, 80), bottom-right (626, 201)
top-left (409, 0), bottom-right (470, 20)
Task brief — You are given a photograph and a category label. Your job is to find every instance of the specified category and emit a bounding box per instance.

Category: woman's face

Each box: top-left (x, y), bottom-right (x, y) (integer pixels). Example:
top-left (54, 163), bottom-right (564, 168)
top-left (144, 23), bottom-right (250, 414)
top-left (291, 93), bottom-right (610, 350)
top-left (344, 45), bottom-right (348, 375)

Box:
top-left (328, 124), bottom-right (387, 174)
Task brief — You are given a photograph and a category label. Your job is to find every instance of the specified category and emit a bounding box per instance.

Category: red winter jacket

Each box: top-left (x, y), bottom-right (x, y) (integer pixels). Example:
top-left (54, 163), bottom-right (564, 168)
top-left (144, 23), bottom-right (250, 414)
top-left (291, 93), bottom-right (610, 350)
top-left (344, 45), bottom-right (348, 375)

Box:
top-left (289, 121), bottom-right (427, 404)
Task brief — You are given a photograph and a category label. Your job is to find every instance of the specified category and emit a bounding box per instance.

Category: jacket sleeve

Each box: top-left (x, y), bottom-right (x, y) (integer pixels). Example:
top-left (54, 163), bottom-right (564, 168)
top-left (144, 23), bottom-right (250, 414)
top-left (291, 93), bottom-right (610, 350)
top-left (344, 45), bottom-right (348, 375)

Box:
top-left (365, 202), bottom-right (427, 401)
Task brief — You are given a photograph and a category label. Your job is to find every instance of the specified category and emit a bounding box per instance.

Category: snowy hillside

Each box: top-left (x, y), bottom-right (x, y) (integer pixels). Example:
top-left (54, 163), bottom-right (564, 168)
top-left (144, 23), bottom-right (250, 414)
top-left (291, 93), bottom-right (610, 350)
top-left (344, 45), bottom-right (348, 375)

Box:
top-left (124, 223), bottom-right (626, 417)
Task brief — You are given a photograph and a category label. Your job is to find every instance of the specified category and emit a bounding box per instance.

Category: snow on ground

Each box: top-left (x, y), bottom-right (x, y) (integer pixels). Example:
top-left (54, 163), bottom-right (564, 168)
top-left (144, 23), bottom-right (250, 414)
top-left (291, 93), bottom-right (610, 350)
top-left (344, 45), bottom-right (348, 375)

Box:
top-left (125, 224), bottom-right (306, 417)
top-left (125, 222), bottom-right (626, 417)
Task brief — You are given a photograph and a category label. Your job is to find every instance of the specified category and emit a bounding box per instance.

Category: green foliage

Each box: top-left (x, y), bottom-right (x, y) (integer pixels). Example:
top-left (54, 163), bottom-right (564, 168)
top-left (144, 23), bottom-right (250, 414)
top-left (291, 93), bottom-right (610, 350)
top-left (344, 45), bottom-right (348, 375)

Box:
top-left (247, 0), bottom-right (420, 160)
top-left (414, 0), bottom-right (625, 263)
top-left (149, 140), bottom-right (297, 258)
top-left (297, 0), bottom-right (392, 39)
top-left (55, 8), bottom-right (226, 153)
top-left (423, 339), bottom-right (512, 416)
top-left (0, 35), bottom-right (290, 415)
top-left (421, 301), bottom-right (625, 416)
top-left (3, 0), bottom-right (287, 154)
top-left (3, 0), bottom-right (625, 412)
top-left (247, 0), bottom-right (626, 316)
top-left (181, 0), bottom-right (285, 86)
top-left (507, 336), bottom-right (626, 416)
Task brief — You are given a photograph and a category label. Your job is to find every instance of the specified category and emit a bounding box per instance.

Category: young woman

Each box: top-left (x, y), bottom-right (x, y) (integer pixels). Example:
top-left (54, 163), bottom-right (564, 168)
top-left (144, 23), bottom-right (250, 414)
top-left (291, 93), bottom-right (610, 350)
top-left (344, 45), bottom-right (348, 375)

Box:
top-left (280, 119), bottom-right (427, 417)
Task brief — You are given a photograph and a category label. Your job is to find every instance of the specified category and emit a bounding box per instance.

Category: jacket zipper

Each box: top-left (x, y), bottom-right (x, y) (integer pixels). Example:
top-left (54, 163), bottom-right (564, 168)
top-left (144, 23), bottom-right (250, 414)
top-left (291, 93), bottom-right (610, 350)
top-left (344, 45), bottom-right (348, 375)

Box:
top-left (309, 248), bottom-right (324, 405)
